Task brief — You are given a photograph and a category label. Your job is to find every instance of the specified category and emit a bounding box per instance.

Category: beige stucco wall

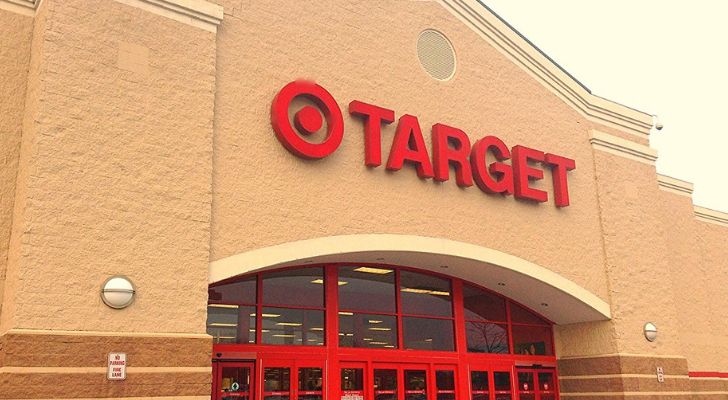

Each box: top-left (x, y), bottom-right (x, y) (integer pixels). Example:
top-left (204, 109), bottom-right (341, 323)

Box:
top-left (0, 8), bottom-right (33, 329)
top-left (207, 0), bottom-right (652, 358)
top-left (211, 0), bottom-right (610, 297)
top-left (0, 0), bottom-right (217, 335)
top-left (0, 0), bottom-right (726, 381)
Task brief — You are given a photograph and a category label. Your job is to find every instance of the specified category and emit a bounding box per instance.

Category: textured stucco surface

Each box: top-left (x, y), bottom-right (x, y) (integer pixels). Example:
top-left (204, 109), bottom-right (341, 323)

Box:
top-left (211, 0), bottom-right (609, 298)
top-left (209, 0), bottom-right (625, 357)
top-left (0, 9), bottom-right (33, 330)
top-left (1, 0), bottom-right (216, 334)
top-left (0, 0), bottom-right (725, 387)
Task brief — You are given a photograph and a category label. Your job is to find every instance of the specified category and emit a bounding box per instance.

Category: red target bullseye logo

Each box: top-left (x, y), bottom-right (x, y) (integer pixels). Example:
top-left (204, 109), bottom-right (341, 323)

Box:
top-left (271, 80), bottom-right (344, 159)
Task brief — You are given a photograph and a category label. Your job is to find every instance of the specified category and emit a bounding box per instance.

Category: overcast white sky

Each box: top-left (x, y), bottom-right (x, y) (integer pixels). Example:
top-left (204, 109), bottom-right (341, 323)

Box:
top-left (483, 1), bottom-right (727, 212)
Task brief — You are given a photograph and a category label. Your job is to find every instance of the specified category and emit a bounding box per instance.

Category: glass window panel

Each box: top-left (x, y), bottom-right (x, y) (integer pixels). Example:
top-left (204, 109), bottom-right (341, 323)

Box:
top-left (538, 372), bottom-right (554, 391)
top-left (436, 370), bottom-right (455, 390)
top-left (209, 276), bottom-right (256, 304)
top-left (338, 266), bottom-right (395, 313)
top-left (462, 284), bottom-right (506, 322)
top-left (405, 370), bottom-right (427, 400)
top-left (341, 368), bottom-right (364, 391)
top-left (436, 370), bottom-right (455, 400)
top-left (298, 367), bottom-right (323, 400)
top-left (207, 304), bottom-right (255, 344)
top-left (221, 366), bottom-right (252, 398)
top-left (509, 302), bottom-right (549, 325)
top-left (374, 369), bottom-right (398, 400)
top-left (493, 371), bottom-right (511, 391)
top-left (470, 371), bottom-right (489, 391)
top-left (465, 322), bottom-right (509, 354)
top-left (400, 271), bottom-right (452, 317)
top-left (339, 313), bottom-right (397, 349)
top-left (403, 317), bottom-right (454, 351)
top-left (263, 268), bottom-right (324, 308)
top-left (517, 372), bottom-right (534, 399)
top-left (264, 367), bottom-right (291, 400)
top-left (512, 325), bottom-right (553, 356)
top-left (261, 307), bottom-right (325, 346)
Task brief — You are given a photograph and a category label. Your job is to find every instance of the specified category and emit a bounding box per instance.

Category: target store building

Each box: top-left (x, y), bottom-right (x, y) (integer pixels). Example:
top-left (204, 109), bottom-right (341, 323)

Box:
top-left (1, 0), bottom-right (728, 399)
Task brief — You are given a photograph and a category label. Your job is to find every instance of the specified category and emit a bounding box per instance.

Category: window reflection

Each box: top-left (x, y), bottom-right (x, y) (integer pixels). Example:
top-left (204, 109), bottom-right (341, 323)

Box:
top-left (403, 317), bottom-right (454, 351)
top-left (298, 367), bottom-right (323, 400)
top-left (470, 371), bottom-right (489, 400)
top-left (207, 304), bottom-right (255, 344)
top-left (517, 372), bottom-right (535, 400)
top-left (209, 276), bottom-right (256, 305)
top-left (400, 271), bottom-right (452, 317)
top-left (374, 369), bottom-right (398, 400)
top-left (462, 284), bottom-right (506, 322)
top-left (510, 303), bottom-right (549, 325)
top-left (339, 313), bottom-right (397, 349)
top-left (338, 266), bottom-right (395, 313)
top-left (404, 370), bottom-right (427, 400)
top-left (493, 372), bottom-right (511, 400)
top-left (263, 268), bottom-right (324, 308)
top-left (264, 367), bottom-right (290, 400)
top-left (261, 307), bottom-right (324, 346)
top-left (465, 321), bottom-right (509, 354)
top-left (341, 368), bottom-right (364, 391)
top-left (436, 370), bottom-right (456, 400)
top-left (512, 325), bottom-right (553, 356)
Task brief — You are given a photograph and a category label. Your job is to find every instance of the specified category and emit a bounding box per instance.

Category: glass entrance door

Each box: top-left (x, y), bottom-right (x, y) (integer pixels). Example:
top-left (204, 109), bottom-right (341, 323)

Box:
top-left (262, 359), bottom-right (325, 400)
top-left (515, 368), bottom-right (557, 400)
top-left (367, 363), bottom-right (459, 400)
top-left (469, 363), bottom-right (514, 400)
top-left (214, 361), bottom-right (254, 400)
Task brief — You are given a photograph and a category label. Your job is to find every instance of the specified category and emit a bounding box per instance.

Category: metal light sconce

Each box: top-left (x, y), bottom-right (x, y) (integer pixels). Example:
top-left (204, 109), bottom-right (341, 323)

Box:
top-left (101, 276), bottom-right (136, 309)
top-left (644, 322), bottom-right (658, 342)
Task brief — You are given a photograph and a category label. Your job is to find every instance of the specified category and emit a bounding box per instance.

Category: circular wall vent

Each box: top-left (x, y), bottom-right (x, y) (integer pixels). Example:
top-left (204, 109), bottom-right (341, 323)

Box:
top-left (417, 30), bottom-right (456, 81)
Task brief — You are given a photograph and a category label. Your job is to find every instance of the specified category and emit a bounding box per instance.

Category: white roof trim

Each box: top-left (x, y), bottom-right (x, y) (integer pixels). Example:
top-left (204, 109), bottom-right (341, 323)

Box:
top-left (0, 0), bottom-right (39, 16)
top-left (657, 175), bottom-right (694, 197)
top-left (113, 0), bottom-right (223, 33)
top-left (589, 130), bottom-right (658, 165)
top-left (695, 206), bottom-right (728, 228)
top-left (0, 0), bottom-right (223, 32)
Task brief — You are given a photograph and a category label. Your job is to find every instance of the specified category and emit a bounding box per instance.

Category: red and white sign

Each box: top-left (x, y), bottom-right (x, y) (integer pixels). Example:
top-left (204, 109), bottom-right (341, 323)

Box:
top-left (271, 80), bottom-right (576, 207)
top-left (107, 353), bottom-right (127, 380)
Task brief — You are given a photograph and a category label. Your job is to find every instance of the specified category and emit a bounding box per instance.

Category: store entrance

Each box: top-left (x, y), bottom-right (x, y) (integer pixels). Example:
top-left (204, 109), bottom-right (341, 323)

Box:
top-left (341, 362), bottom-right (459, 400)
top-left (208, 264), bottom-right (561, 400)
top-left (212, 361), bottom-right (254, 400)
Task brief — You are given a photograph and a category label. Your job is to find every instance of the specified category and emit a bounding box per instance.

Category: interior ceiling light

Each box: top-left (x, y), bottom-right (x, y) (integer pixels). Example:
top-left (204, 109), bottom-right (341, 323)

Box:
top-left (310, 279), bottom-right (347, 285)
top-left (368, 320), bottom-right (383, 324)
top-left (252, 313), bottom-right (281, 318)
top-left (209, 304), bottom-right (239, 309)
top-left (276, 322), bottom-right (303, 326)
top-left (272, 334), bottom-right (295, 338)
top-left (369, 327), bottom-right (391, 331)
top-left (401, 287), bottom-right (450, 296)
top-left (353, 267), bottom-right (393, 274)
top-left (338, 311), bottom-right (354, 316)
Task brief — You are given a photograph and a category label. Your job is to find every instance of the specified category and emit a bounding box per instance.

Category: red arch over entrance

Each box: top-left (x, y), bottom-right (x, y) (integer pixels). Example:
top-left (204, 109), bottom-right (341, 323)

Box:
top-left (208, 264), bottom-right (560, 400)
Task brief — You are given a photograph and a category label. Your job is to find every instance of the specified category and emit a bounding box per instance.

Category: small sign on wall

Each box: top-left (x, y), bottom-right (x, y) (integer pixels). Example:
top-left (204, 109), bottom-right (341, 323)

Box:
top-left (108, 353), bottom-right (127, 380)
top-left (656, 366), bottom-right (665, 383)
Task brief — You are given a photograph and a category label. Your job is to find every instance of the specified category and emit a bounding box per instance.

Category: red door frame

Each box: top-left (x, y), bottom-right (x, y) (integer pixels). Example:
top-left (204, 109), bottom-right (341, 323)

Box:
top-left (210, 263), bottom-right (560, 400)
top-left (212, 361), bottom-right (255, 400)
top-left (515, 367), bottom-right (560, 400)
